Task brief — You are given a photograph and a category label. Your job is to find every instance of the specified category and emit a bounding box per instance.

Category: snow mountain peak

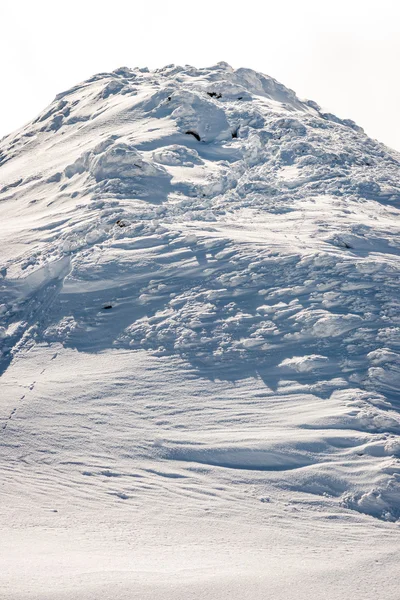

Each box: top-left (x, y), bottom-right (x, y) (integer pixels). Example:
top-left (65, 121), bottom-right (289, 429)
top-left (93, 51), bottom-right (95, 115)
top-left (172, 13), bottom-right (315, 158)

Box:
top-left (1, 62), bottom-right (400, 549)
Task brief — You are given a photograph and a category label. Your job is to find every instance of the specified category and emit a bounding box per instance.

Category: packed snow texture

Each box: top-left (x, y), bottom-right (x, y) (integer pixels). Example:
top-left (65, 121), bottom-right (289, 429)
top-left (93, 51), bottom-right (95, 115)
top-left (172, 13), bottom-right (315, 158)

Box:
top-left (0, 62), bottom-right (400, 599)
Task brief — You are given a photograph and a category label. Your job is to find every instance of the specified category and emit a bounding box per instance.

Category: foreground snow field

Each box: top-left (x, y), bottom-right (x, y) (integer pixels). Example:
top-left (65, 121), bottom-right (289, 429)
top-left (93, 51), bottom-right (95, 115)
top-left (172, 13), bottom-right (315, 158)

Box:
top-left (1, 62), bottom-right (399, 598)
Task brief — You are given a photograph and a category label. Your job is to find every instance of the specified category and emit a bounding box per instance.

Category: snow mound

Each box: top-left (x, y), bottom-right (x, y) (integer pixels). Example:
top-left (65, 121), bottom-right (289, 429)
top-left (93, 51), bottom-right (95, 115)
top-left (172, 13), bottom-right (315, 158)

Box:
top-left (1, 61), bottom-right (400, 542)
top-left (169, 90), bottom-right (232, 142)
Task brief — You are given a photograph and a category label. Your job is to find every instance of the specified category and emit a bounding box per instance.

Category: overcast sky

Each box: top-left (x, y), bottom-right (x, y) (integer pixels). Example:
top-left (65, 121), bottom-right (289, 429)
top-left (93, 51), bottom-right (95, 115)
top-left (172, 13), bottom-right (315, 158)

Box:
top-left (1, 0), bottom-right (399, 151)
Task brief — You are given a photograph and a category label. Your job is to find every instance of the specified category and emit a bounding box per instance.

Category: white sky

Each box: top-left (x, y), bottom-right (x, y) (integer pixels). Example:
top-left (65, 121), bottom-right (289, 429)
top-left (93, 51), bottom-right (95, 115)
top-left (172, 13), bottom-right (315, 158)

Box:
top-left (1, 0), bottom-right (400, 150)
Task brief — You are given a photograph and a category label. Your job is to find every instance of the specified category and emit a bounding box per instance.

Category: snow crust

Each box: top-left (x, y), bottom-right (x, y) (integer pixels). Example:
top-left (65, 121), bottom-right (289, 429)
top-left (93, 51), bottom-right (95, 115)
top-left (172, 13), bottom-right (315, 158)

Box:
top-left (1, 62), bottom-right (400, 598)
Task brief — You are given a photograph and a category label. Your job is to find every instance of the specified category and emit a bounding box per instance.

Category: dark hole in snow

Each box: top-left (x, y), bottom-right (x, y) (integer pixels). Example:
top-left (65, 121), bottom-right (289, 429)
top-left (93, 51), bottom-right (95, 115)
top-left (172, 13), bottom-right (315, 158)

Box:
top-left (232, 128), bottom-right (239, 139)
top-left (237, 96), bottom-right (243, 100)
top-left (335, 238), bottom-right (353, 250)
top-left (167, 96), bottom-right (171, 101)
top-left (185, 130), bottom-right (201, 141)
top-left (207, 92), bottom-right (222, 99)
top-left (103, 304), bottom-right (113, 310)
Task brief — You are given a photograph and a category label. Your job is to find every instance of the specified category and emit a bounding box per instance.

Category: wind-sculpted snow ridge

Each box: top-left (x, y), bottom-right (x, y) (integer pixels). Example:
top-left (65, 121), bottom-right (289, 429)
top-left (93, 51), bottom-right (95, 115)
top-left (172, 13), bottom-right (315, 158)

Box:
top-left (1, 62), bottom-right (400, 591)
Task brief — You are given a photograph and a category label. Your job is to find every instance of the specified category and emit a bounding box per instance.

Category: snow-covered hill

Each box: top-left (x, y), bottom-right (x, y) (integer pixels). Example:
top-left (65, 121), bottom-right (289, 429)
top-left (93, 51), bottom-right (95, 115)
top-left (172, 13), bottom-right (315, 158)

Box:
top-left (1, 63), bottom-right (399, 599)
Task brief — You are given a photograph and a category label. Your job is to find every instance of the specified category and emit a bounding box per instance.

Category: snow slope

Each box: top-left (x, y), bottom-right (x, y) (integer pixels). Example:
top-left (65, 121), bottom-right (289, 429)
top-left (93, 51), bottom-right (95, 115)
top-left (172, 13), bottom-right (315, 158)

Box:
top-left (1, 62), bottom-right (400, 599)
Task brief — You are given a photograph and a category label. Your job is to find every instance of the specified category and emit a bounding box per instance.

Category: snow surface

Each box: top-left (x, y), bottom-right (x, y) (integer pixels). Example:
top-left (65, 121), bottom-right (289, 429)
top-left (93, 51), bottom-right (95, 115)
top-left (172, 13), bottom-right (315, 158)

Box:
top-left (1, 62), bottom-right (400, 599)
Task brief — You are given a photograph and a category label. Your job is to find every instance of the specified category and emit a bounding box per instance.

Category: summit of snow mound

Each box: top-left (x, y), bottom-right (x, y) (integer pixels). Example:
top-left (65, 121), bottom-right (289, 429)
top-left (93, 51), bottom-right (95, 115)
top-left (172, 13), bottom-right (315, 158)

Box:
top-left (1, 63), bottom-right (400, 599)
